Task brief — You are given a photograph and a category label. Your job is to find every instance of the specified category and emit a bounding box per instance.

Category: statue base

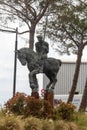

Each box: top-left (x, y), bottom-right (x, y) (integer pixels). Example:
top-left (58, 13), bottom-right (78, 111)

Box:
top-left (31, 91), bottom-right (39, 99)
top-left (44, 90), bottom-right (54, 109)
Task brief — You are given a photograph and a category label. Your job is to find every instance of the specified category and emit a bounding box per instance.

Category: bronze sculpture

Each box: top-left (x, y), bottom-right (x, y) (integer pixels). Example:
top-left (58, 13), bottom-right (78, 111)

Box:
top-left (17, 47), bottom-right (61, 93)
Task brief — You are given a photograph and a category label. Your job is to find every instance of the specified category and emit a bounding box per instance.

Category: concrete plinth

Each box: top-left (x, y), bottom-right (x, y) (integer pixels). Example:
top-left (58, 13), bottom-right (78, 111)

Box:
top-left (31, 91), bottom-right (39, 99)
top-left (44, 90), bottom-right (54, 108)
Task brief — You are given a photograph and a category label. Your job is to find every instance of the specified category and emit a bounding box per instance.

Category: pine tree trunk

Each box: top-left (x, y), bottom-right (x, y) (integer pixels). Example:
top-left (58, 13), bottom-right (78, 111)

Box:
top-left (79, 78), bottom-right (87, 112)
top-left (67, 47), bottom-right (83, 103)
top-left (29, 24), bottom-right (36, 49)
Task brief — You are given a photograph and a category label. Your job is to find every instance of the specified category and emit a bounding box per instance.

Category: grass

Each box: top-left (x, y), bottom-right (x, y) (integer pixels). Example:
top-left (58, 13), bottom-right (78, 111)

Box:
top-left (73, 112), bottom-right (87, 130)
top-left (0, 109), bottom-right (87, 130)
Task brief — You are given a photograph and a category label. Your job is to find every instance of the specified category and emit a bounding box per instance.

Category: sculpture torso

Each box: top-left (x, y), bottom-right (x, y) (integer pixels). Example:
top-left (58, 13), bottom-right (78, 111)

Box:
top-left (35, 37), bottom-right (49, 59)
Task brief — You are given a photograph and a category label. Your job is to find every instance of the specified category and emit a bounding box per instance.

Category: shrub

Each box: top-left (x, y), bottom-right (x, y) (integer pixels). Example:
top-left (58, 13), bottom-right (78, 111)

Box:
top-left (5, 92), bottom-right (27, 115)
top-left (53, 102), bottom-right (76, 120)
top-left (40, 100), bottom-right (53, 118)
top-left (23, 96), bottom-right (52, 118)
top-left (25, 96), bottom-right (43, 116)
top-left (5, 92), bottom-right (52, 118)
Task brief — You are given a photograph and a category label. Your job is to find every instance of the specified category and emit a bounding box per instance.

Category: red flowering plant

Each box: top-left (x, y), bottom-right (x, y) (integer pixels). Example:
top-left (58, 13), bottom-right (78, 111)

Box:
top-left (24, 96), bottom-right (52, 118)
top-left (4, 92), bottom-right (52, 118)
top-left (5, 92), bottom-right (27, 115)
top-left (24, 96), bottom-right (42, 117)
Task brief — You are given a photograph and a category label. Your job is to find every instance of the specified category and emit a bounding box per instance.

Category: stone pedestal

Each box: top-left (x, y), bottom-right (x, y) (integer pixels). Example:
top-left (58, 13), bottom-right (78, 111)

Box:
top-left (31, 91), bottom-right (39, 99)
top-left (44, 90), bottom-right (54, 109)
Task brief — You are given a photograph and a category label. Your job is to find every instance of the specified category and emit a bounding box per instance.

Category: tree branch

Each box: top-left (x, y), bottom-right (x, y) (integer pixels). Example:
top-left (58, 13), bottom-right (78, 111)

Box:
top-left (25, 2), bottom-right (36, 18)
top-left (79, 0), bottom-right (87, 6)
top-left (0, 6), bottom-right (31, 29)
top-left (83, 41), bottom-right (87, 47)
top-left (0, 1), bottom-right (32, 22)
top-left (63, 25), bottom-right (79, 47)
top-left (70, 24), bottom-right (83, 35)
top-left (35, 1), bottom-right (49, 23)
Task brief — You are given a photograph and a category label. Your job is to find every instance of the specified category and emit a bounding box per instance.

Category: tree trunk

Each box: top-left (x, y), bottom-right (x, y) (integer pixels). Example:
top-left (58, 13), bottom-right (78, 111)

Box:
top-left (67, 47), bottom-right (83, 103)
top-left (29, 24), bottom-right (36, 49)
top-left (79, 78), bottom-right (87, 112)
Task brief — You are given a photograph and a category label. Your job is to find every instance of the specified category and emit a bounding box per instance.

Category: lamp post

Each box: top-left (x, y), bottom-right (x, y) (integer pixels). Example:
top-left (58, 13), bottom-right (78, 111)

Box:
top-left (43, 9), bottom-right (49, 40)
top-left (13, 28), bottom-right (18, 96)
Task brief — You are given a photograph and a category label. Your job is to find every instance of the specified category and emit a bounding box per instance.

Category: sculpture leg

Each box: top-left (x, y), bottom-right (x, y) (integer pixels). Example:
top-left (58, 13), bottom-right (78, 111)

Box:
top-left (51, 78), bottom-right (57, 89)
top-left (29, 72), bottom-right (39, 98)
top-left (29, 69), bottom-right (42, 92)
top-left (46, 81), bottom-right (52, 90)
top-left (46, 73), bottom-right (57, 90)
top-left (29, 73), bottom-right (38, 92)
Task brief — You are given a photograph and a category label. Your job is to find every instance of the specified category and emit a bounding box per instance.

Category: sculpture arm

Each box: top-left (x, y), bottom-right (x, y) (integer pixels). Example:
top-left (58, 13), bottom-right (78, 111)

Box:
top-left (35, 43), bottom-right (40, 53)
top-left (43, 42), bottom-right (49, 53)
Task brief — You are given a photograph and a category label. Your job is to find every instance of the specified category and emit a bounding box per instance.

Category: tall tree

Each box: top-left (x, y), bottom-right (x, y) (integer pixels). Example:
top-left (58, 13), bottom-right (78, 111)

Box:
top-left (79, 78), bottom-right (87, 112)
top-left (0, 0), bottom-right (53, 49)
top-left (45, 0), bottom-right (87, 102)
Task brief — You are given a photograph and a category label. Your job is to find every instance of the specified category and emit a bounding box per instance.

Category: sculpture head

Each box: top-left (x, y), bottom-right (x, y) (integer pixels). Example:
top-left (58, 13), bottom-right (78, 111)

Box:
top-left (17, 50), bottom-right (26, 65)
top-left (37, 35), bottom-right (43, 42)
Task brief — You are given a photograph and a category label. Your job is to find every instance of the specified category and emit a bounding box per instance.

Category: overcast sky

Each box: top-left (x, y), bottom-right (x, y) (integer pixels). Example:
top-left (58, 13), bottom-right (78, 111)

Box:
top-left (0, 27), bottom-right (87, 106)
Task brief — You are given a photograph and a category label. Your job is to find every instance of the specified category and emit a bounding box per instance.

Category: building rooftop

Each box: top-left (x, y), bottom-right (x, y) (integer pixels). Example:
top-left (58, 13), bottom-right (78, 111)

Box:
top-left (61, 56), bottom-right (87, 63)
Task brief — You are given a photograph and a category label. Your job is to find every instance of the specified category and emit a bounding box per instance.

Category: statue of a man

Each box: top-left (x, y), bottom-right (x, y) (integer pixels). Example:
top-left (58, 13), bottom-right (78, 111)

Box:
top-left (28, 35), bottom-right (49, 92)
top-left (35, 35), bottom-right (49, 60)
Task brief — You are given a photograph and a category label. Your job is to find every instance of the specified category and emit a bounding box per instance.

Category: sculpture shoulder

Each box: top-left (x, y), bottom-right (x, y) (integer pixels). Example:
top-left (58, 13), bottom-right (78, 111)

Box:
top-left (43, 41), bottom-right (49, 45)
top-left (35, 42), bottom-right (39, 46)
